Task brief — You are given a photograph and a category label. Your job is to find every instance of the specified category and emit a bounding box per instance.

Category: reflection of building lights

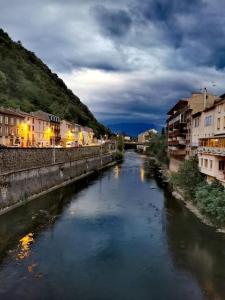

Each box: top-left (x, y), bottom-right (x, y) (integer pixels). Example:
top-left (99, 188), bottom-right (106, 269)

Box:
top-left (114, 165), bottom-right (120, 179)
top-left (140, 166), bottom-right (145, 182)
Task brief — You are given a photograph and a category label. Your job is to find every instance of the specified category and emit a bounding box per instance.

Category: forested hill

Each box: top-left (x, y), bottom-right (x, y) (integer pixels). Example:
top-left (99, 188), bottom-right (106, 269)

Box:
top-left (0, 28), bottom-right (109, 135)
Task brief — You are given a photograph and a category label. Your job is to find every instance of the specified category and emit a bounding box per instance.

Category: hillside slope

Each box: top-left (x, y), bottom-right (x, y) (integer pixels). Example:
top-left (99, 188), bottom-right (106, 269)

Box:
top-left (0, 29), bottom-right (109, 135)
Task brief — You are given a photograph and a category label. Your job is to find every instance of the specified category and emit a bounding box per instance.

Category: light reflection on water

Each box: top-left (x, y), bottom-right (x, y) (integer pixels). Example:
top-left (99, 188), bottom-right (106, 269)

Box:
top-left (0, 152), bottom-right (225, 299)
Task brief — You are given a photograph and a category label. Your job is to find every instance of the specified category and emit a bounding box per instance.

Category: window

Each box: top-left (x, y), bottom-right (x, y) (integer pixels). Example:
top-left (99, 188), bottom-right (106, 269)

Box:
top-left (204, 159), bottom-right (208, 168)
top-left (218, 105), bottom-right (222, 113)
top-left (219, 161), bottom-right (225, 171)
top-left (10, 118), bottom-right (14, 125)
top-left (194, 117), bottom-right (200, 128)
top-left (5, 116), bottom-right (8, 124)
top-left (0, 115), bottom-right (2, 124)
top-left (217, 118), bottom-right (221, 130)
top-left (5, 126), bottom-right (8, 136)
top-left (201, 158), bottom-right (203, 166)
top-left (205, 115), bottom-right (212, 126)
top-left (0, 126), bottom-right (2, 136)
top-left (224, 116), bottom-right (225, 129)
top-left (210, 160), bottom-right (213, 169)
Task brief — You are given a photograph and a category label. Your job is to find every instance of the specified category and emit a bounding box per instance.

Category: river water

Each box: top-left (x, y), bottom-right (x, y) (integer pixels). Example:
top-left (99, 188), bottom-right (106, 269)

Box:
top-left (0, 151), bottom-right (225, 300)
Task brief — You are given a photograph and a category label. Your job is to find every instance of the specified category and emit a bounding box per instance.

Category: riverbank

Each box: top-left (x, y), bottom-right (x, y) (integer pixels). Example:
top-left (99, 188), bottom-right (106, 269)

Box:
top-left (147, 155), bottom-right (225, 233)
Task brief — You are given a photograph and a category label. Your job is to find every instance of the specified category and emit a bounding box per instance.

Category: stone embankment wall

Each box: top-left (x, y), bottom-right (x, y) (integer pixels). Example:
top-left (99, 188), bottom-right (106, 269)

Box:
top-left (0, 144), bottom-right (116, 214)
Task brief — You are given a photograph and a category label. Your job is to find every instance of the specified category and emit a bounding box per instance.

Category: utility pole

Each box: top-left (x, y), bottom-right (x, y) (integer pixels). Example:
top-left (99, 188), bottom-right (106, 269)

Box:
top-left (203, 87), bottom-right (207, 109)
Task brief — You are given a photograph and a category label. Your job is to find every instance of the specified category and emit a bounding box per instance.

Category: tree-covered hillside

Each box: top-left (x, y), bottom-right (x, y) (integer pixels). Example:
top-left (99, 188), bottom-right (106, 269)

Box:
top-left (0, 29), bottom-right (109, 135)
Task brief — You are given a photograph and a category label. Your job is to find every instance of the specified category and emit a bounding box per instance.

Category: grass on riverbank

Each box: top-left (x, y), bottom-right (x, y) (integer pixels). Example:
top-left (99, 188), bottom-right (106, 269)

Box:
top-left (171, 157), bottom-right (225, 226)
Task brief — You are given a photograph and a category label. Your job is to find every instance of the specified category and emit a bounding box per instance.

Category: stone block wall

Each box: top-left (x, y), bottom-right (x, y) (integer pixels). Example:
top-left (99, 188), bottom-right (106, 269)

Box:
top-left (0, 153), bottom-right (115, 213)
top-left (0, 143), bottom-right (115, 174)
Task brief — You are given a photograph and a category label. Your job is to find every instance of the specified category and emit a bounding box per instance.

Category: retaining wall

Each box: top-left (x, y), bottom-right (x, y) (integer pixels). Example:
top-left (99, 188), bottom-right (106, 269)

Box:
top-left (0, 147), bottom-right (116, 214)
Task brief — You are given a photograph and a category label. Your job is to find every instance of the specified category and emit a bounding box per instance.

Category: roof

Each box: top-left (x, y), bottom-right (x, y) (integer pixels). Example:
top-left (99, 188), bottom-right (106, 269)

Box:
top-left (0, 107), bottom-right (24, 118)
top-left (167, 100), bottom-right (188, 115)
top-left (192, 111), bottom-right (202, 118)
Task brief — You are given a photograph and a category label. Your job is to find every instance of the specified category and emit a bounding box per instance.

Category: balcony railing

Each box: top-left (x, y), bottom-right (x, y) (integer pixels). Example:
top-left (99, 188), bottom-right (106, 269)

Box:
top-left (198, 146), bottom-right (225, 156)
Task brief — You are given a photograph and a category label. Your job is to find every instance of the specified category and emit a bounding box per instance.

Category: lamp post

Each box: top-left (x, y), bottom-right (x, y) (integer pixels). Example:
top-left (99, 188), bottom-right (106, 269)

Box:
top-left (52, 128), bottom-right (56, 164)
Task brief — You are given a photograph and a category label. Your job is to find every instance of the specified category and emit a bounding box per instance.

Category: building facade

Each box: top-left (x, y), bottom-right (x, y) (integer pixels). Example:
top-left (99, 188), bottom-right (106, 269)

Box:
top-left (167, 92), bottom-right (217, 171)
top-left (198, 96), bottom-right (225, 184)
top-left (0, 107), bottom-right (24, 147)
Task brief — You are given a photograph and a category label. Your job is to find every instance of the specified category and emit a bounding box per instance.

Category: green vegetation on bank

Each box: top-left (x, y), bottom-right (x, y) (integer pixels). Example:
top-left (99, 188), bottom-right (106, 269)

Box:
top-left (171, 157), bottom-right (225, 226)
top-left (113, 151), bottom-right (124, 162)
top-left (146, 133), bottom-right (169, 165)
top-left (0, 29), bottom-right (109, 136)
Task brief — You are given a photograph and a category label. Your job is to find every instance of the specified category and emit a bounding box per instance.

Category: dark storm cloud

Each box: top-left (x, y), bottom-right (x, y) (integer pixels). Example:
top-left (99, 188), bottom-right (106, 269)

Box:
top-left (1, 0), bottom-right (225, 128)
top-left (92, 5), bottom-right (132, 38)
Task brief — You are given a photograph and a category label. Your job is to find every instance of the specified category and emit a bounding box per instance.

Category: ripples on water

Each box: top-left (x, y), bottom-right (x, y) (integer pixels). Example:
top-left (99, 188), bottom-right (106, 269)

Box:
top-left (0, 151), bottom-right (225, 299)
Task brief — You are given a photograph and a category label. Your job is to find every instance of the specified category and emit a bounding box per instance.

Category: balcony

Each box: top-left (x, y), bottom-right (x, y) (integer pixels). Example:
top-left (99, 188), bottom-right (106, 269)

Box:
top-left (168, 147), bottom-right (186, 156)
top-left (198, 147), bottom-right (225, 156)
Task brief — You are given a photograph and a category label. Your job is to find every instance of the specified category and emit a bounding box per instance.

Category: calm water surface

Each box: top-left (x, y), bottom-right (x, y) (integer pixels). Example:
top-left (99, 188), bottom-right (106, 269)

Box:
top-left (0, 151), bottom-right (225, 300)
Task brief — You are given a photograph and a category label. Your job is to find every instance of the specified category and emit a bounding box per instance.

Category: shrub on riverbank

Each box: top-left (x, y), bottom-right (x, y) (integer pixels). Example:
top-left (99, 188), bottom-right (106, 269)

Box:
top-left (196, 181), bottom-right (225, 226)
top-left (171, 157), bottom-right (204, 199)
top-left (113, 151), bottom-right (124, 162)
top-left (147, 134), bottom-right (169, 165)
top-left (171, 157), bottom-right (225, 226)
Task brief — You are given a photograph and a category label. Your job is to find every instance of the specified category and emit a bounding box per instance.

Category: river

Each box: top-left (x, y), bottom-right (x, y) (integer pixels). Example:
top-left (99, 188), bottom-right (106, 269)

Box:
top-left (0, 151), bottom-right (225, 300)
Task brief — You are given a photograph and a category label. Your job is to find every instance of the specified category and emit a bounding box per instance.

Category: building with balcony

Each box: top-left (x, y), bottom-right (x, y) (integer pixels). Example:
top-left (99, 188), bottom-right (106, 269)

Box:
top-left (197, 95), bottom-right (225, 184)
top-left (167, 100), bottom-right (188, 171)
top-left (167, 92), bottom-right (217, 171)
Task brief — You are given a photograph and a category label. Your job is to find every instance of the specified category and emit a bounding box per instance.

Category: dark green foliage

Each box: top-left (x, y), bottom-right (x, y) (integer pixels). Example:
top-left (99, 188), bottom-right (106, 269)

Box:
top-left (0, 28), bottom-right (109, 136)
top-left (196, 181), bottom-right (225, 225)
top-left (113, 151), bottom-right (124, 161)
top-left (172, 157), bottom-right (225, 226)
top-left (171, 157), bottom-right (204, 199)
top-left (117, 135), bottom-right (124, 152)
top-left (147, 134), bottom-right (169, 165)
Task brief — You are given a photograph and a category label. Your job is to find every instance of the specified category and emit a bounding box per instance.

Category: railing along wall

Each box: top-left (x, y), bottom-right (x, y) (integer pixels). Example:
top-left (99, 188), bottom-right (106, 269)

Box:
top-left (0, 143), bottom-right (116, 174)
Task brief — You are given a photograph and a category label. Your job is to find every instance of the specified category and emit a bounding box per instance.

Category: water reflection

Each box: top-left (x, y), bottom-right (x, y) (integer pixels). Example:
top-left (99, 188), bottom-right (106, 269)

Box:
top-left (114, 165), bottom-right (121, 179)
top-left (165, 191), bottom-right (225, 300)
top-left (140, 165), bottom-right (145, 182)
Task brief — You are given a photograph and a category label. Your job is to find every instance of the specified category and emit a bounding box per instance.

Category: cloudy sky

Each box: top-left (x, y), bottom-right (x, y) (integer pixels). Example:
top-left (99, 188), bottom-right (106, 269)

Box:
top-left (1, 0), bottom-right (225, 128)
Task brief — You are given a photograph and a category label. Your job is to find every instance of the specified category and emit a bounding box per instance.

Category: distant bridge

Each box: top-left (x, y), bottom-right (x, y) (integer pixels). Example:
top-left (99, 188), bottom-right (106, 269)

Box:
top-left (124, 142), bottom-right (149, 146)
top-left (124, 142), bottom-right (150, 149)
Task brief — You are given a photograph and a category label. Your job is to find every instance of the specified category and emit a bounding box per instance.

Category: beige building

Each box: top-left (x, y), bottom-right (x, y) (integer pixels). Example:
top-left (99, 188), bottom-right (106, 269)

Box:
top-left (19, 111), bottom-right (51, 147)
top-left (138, 129), bottom-right (157, 143)
top-left (197, 95), bottom-right (225, 184)
top-left (60, 120), bottom-right (76, 147)
top-left (167, 91), bottom-right (217, 171)
top-left (0, 107), bottom-right (24, 147)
